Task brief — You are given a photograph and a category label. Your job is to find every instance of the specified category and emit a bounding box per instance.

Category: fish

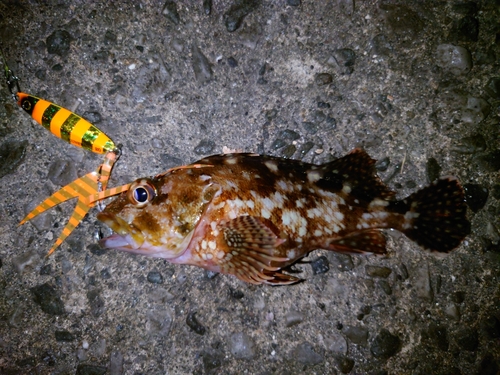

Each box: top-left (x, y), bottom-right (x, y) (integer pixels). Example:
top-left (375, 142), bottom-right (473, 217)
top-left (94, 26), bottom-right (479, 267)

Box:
top-left (97, 149), bottom-right (470, 285)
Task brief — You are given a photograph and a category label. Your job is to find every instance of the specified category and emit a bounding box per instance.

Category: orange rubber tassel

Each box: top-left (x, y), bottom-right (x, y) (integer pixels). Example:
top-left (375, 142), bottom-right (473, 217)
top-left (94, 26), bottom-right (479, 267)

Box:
top-left (20, 150), bottom-right (121, 255)
top-left (16, 92), bottom-right (115, 154)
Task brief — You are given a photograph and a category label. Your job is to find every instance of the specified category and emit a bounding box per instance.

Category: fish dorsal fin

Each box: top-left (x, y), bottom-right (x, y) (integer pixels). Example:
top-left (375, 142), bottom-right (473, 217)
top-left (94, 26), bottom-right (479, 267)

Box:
top-left (316, 148), bottom-right (395, 203)
top-left (217, 216), bottom-right (299, 285)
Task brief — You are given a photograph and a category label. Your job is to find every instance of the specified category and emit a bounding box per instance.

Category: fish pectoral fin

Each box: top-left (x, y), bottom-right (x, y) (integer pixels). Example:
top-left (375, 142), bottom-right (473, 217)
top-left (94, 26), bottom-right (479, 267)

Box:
top-left (326, 229), bottom-right (387, 255)
top-left (217, 215), bottom-right (292, 285)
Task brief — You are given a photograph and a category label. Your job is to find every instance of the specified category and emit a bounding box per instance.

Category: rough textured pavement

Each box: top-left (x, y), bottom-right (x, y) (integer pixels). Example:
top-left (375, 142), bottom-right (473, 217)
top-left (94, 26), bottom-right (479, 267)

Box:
top-left (0, 1), bottom-right (499, 374)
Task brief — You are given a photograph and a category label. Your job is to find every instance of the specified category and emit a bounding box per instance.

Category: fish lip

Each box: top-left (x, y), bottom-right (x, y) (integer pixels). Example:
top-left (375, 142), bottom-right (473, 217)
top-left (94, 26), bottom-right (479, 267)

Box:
top-left (99, 233), bottom-right (141, 250)
top-left (96, 212), bottom-right (145, 249)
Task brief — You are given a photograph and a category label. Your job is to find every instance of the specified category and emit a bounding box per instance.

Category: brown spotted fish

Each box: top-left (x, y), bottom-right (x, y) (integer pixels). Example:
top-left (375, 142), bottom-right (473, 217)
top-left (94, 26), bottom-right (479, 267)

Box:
top-left (97, 149), bottom-right (470, 285)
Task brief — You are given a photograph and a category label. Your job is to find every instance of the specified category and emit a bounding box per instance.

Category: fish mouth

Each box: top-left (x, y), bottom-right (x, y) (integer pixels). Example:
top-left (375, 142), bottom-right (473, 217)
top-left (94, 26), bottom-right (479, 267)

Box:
top-left (97, 212), bottom-right (145, 251)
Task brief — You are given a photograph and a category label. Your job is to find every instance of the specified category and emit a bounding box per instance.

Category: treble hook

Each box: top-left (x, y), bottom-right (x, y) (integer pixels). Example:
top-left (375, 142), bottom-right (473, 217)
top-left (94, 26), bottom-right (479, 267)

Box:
top-left (1, 48), bottom-right (21, 101)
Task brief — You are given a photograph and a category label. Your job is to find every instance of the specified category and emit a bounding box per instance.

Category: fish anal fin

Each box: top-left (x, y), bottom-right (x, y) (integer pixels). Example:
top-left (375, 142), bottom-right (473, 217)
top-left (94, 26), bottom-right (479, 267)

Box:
top-left (327, 229), bottom-right (387, 255)
top-left (217, 216), bottom-right (292, 285)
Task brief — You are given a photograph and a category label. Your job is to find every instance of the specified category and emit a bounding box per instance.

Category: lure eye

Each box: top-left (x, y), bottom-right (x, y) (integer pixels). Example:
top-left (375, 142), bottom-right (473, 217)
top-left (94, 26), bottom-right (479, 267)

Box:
top-left (127, 180), bottom-right (157, 207)
top-left (21, 99), bottom-right (32, 111)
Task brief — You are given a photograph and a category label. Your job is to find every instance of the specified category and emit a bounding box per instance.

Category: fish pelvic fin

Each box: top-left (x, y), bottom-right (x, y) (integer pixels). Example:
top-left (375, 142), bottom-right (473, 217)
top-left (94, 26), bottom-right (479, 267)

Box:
top-left (394, 178), bottom-right (470, 252)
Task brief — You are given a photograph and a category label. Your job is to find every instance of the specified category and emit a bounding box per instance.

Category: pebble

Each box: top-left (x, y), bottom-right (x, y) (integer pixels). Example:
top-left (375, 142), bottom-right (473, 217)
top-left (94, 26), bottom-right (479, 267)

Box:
top-left (383, 4), bottom-right (423, 35)
top-left (75, 364), bottom-right (107, 375)
top-left (286, 0), bottom-right (300, 6)
top-left (476, 150), bottom-right (500, 172)
top-left (146, 309), bottom-right (172, 336)
top-left (292, 342), bottom-right (324, 365)
top-left (325, 331), bottom-right (348, 355)
top-left (281, 144), bottom-right (296, 158)
top-left (455, 327), bottom-right (478, 351)
top-left (302, 121), bottom-right (318, 134)
top-left (461, 97), bottom-right (490, 125)
top-left (194, 139), bottom-right (216, 155)
top-left (464, 183), bottom-right (488, 213)
top-left (297, 141), bottom-right (314, 158)
top-left (365, 265), bottom-right (392, 278)
top-left (203, 0), bottom-right (212, 15)
top-left (202, 348), bottom-right (224, 373)
top-left (435, 44), bottom-right (472, 76)
top-left (46, 30), bottom-right (72, 56)
top-left (479, 354), bottom-right (499, 375)
top-left (47, 159), bottom-right (78, 186)
top-left (192, 45), bottom-right (213, 84)
top-left (30, 283), bottom-right (65, 315)
top-left (315, 72), bottom-right (333, 86)
top-left (485, 77), bottom-right (500, 99)
top-left (109, 351), bottom-right (124, 375)
top-left (186, 311), bottom-right (206, 335)
top-left (161, 154), bottom-right (183, 169)
top-left (55, 330), bottom-right (75, 342)
top-left (378, 280), bottom-right (392, 295)
top-left (271, 138), bottom-right (287, 150)
top-left (444, 303), bottom-right (460, 320)
top-left (227, 56), bottom-right (238, 67)
top-left (370, 329), bottom-right (401, 359)
top-left (162, 0), bottom-right (180, 25)
top-left (451, 15), bottom-right (479, 42)
top-left (229, 332), bottom-right (256, 359)
top-left (330, 253), bottom-right (354, 271)
top-left (343, 325), bottom-right (369, 346)
top-left (284, 309), bottom-right (304, 327)
top-left (423, 323), bottom-right (449, 351)
top-left (12, 251), bottom-right (38, 273)
top-left (310, 255), bottom-right (330, 275)
top-left (147, 271), bottom-right (164, 284)
top-left (454, 134), bottom-right (486, 154)
top-left (331, 48), bottom-right (356, 75)
top-left (279, 129), bottom-right (300, 141)
top-left (223, 0), bottom-right (260, 32)
top-left (0, 140), bottom-right (28, 179)
top-left (370, 34), bottom-right (393, 58)
top-left (87, 289), bottom-right (105, 317)
top-left (426, 157), bottom-right (441, 183)
top-left (82, 111), bottom-right (102, 124)
top-left (335, 355), bottom-right (355, 374)
top-left (229, 287), bottom-right (244, 299)
top-left (414, 263), bottom-right (433, 302)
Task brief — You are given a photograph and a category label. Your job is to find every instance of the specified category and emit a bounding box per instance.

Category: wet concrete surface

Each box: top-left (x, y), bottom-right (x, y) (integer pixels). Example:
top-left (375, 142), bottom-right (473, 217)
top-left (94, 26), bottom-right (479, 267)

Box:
top-left (0, 1), bottom-right (499, 374)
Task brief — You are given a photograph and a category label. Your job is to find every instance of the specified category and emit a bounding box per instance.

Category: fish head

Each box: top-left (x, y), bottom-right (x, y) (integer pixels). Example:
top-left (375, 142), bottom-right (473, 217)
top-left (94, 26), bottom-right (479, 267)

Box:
top-left (97, 171), bottom-right (219, 259)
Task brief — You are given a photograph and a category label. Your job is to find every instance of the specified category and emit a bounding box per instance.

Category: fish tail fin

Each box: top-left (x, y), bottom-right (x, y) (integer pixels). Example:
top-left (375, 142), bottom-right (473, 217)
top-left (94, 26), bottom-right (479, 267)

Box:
top-left (396, 178), bottom-right (470, 252)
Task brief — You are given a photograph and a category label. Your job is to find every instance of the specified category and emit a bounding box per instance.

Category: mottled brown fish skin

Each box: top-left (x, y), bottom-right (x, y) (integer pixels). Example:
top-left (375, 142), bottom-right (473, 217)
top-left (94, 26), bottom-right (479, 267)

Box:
top-left (97, 149), bottom-right (470, 285)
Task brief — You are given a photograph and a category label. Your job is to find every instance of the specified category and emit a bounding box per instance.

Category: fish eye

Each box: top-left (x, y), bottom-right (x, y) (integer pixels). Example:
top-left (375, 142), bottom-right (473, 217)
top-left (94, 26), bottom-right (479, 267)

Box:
top-left (127, 180), bottom-right (157, 207)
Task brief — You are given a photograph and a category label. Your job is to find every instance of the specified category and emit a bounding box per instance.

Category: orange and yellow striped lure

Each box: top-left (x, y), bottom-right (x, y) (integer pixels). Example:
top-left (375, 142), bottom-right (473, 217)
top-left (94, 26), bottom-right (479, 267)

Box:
top-left (16, 92), bottom-right (115, 154)
top-left (20, 149), bottom-right (129, 255)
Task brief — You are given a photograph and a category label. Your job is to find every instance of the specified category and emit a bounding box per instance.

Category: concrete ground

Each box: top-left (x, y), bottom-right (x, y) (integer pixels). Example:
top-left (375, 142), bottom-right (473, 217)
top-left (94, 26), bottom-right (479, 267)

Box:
top-left (0, 1), bottom-right (499, 374)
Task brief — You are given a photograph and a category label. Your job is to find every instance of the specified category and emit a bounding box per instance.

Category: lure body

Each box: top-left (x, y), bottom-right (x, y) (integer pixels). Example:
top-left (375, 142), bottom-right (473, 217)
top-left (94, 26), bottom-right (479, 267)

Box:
top-left (17, 92), bottom-right (115, 154)
top-left (97, 150), bottom-right (470, 285)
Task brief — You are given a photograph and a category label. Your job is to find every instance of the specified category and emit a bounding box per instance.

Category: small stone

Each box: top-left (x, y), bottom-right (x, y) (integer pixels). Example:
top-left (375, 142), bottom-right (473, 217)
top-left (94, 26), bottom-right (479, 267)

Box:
top-left (478, 354), bottom-right (499, 375)
top-left (40, 264), bottom-right (51, 275)
top-left (229, 332), bottom-right (256, 359)
top-left (87, 289), bottom-right (105, 317)
top-left (311, 256), bottom-right (330, 275)
top-left (464, 183), bottom-right (488, 213)
top-left (315, 72), bottom-right (333, 86)
top-left (203, 0), bottom-right (212, 15)
top-left (147, 271), bottom-right (164, 284)
top-left (455, 327), bottom-right (478, 351)
top-left (55, 330), bottom-right (75, 342)
top-left (317, 101), bottom-right (330, 108)
top-left (370, 329), bottom-right (401, 359)
top-left (491, 185), bottom-right (500, 200)
top-left (435, 44), bottom-right (472, 76)
top-left (335, 355), bottom-right (354, 374)
top-left (343, 325), bottom-right (369, 346)
top-left (365, 265), bottom-right (392, 278)
top-left (82, 111), bottom-right (102, 124)
top-left (330, 253), bottom-right (354, 271)
top-left (451, 15), bottom-right (479, 42)
top-left (46, 30), bottom-right (72, 56)
top-left (423, 323), bottom-right (449, 351)
top-left (224, 0), bottom-right (260, 32)
top-left (281, 144), bottom-right (296, 158)
top-left (445, 303), bottom-right (460, 320)
top-left (0, 140), bottom-right (28, 179)
top-left (202, 348), bottom-right (224, 373)
top-left (271, 138), bottom-right (287, 150)
top-left (426, 158), bottom-right (441, 183)
top-left (227, 56), bottom-right (238, 67)
top-left (31, 283), bottom-right (65, 316)
top-left (103, 30), bottom-right (117, 45)
top-left (186, 312), bottom-right (206, 335)
top-left (292, 342), bottom-right (323, 365)
top-left (47, 159), bottom-right (78, 186)
top-left (146, 309), bottom-right (172, 336)
top-left (194, 139), bottom-right (215, 155)
top-left (302, 121), bottom-right (318, 134)
top-left (279, 129), bottom-right (300, 141)
top-left (331, 48), bottom-right (356, 74)
top-left (13, 251), bottom-right (38, 273)
top-left (383, 4), bottom-right (423, 35)
top-left (378, 280), bottom-right (392, 295)
top-left (480, 315), bottom-right (500, 339)
top-left (76, 364), bottom-right (107, 375)
top-left (286, 0), bottom-right (300, 6)
top-left (298, 141), bottom-right (314, 158)
top-left (325, 331), bottom-right (348, 355)
top-left (455, 134), bottom-right (487, 154)
top-left (162, 0), bottom-right (180, 25)
top-left (476, 150), bottom-right (500, 172)
top-left (192, 45), bottom-right (213, 84)
top-left (461, 97), bottom-right (490, 125)
top-left (109, 351), bottom-right (124, 375)
top-left (414, 263), bottom-right (433, 301)
top-left (370, 34), bottom-right (393, 58)
top-left (485, 77), bottom-right (500, 99)
top-left (284, 309), bottom-right (304, 327)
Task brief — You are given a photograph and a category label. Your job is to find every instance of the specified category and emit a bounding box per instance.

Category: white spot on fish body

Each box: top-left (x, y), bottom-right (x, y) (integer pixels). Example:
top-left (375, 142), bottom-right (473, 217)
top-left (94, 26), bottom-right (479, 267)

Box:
top-left (296, 199), bottom-right (304, 208)
top-left (298, 226), bottom-right (307, 236)
top-left (217, 251), bottom-right (225, 259)
top-left (245, 200), bottom-right (255, 209)
top-left (261, 208), bottom-right (271, 219)
top-left (362, 213), bottom-right (373, 220)
top-left (369, 198), bottom-right (390, 208)
top-left (287, 249), bottom-right (296, 259)
top-left (264, 160), bottom-right (279, 172)
top-left (342, 184), bottom-right (352, 194)
top-left (208, 241), bottom-right (216, 250)
top-left (333, 224), bottom-right (341, 233)
top-left (307, 170), bottom-right (321, 183)
top-left (271, 192), bottom-right (286, 208)
top-left (334, 211), bottom-right (344, 221)
top-left (210, 221), bottom-right (217, 231)
top-left (206, 253), bottom-right (213, 260)
top-left (314, 230), bottom-right (323, 237)
top-left (262, 197), bottom-right (275, 211)
top-left (200, 175), bottom-right (211, 181)
top-left (225, 157), bottom-right (238, 165)
top-left (201, 240), bottom-right (207, 250)
top-left (307, 208), bottom-right (322, 219)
